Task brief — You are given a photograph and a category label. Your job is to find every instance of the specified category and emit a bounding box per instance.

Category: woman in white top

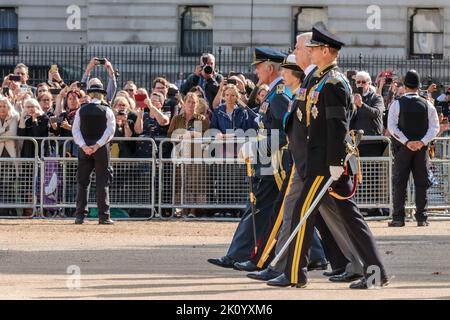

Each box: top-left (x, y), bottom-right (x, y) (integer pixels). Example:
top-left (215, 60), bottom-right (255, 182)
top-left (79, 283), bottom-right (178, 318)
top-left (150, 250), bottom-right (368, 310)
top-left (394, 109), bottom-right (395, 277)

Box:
top-left (0, 96), bottom-right (19, 158)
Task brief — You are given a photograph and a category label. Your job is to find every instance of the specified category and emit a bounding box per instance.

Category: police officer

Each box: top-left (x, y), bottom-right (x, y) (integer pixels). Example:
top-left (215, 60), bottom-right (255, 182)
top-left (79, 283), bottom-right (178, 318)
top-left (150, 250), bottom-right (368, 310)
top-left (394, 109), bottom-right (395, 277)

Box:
top-left (267, 24), bottom-right (389, 289)
top-left (387, 70), bottom-right (440, 227)
top-left (72, 83), bottom-right (116, 225)
top-left (247, 32), bottom-right (365, 284)
top-left (207, 48), bottom-right (291, 268)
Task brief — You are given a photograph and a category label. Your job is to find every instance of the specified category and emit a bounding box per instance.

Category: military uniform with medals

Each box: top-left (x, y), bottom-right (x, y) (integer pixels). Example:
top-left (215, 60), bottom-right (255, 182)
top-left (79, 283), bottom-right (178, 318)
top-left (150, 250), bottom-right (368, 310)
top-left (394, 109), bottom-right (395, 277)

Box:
top-left (268, 24), bottom-right (389, 289)
top-left (208, 48), bottom-right (293, 268)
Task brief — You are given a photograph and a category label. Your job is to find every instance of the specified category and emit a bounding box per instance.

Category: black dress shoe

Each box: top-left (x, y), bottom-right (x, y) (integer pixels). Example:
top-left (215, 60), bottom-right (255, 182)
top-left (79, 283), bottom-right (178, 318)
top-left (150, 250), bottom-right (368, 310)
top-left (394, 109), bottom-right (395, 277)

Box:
top-left (247, 268), bottom-right (281, 281)
top-left (207, 256), bottom-right (236, 268)
top-left (349, 277), bottom-right (389, 289)
top-left (323, 267), bottom-right (346, 277)
top-left (417, 221), bottom-right (429, 227)
top-left (329, 272), bottom-right (364, 283)
top-left (74, 217), bottom-right (84, 224)
top-left (99, 219), bottom-right (115, 225)
top-left (307, 259), bottom-right (328, 271)
top-left (388, 220), bottom-right (405, 227)
top-left (233, 260), bottom-right (258, 272)
top-left (267, 273), bottom-right (307, 288)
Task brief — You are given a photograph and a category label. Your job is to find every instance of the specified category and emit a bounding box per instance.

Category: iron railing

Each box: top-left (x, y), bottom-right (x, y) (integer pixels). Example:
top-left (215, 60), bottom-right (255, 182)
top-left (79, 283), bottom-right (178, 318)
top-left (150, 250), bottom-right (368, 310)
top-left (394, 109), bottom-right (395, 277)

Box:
top-left (2, 45), bottom-right (450, 91)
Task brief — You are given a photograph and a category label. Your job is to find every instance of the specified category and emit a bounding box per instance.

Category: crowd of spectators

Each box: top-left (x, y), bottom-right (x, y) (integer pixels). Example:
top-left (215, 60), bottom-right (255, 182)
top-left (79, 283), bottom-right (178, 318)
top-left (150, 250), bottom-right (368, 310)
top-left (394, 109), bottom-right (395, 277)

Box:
top-left (0, 54), bottom-right (263, 218)
top-left (1, 55), bottom-right (449, 218)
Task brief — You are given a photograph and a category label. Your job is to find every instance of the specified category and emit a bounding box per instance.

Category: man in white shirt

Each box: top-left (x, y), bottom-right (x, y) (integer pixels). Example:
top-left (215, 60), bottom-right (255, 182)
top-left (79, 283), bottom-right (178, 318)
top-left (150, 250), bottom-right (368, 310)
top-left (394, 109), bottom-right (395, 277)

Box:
top-left (387, 70), bottom-right (440, 227)
top-left (72, 84), bottom-right (116, 225)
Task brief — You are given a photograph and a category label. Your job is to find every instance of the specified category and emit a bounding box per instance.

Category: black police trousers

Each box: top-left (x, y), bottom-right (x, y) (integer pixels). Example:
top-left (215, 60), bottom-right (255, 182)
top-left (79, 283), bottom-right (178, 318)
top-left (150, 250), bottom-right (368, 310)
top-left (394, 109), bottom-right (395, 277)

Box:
top-left (392, 144), bottom-right (432, 222)
top-left (75, 145), bottom-right (113, 221)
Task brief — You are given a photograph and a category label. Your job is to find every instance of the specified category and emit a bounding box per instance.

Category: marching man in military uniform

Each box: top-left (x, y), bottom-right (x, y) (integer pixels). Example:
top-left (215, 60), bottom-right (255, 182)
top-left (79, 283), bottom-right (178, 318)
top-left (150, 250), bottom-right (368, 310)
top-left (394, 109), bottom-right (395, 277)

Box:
top-left (266, 24), bottom-right (389, 289)
top-left (234, 53), bottom-right (330, 273)
top-left (208, 48), bottom-right (292, 268)
top-left (247, 32), bottom-right (365, 284)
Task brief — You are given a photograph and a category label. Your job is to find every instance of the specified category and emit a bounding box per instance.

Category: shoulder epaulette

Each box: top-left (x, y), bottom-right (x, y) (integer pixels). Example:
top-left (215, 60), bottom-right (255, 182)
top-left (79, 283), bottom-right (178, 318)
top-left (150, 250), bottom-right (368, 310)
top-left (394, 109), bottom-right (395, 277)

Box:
top-left (325, 70), bottom-right (343, 85)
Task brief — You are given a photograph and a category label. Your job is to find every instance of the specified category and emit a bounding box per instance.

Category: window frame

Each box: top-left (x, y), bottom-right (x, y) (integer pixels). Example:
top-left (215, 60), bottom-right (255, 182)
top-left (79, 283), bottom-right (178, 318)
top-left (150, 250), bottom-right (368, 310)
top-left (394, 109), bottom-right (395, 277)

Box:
top-left (292, 7), bottom-right (328, 47)
top-left (0, 7), bottom-right (19, 54)
top-left (180, 5), bottom-right (213, 56)
top-left (409, 8), bottom-right (443, 59)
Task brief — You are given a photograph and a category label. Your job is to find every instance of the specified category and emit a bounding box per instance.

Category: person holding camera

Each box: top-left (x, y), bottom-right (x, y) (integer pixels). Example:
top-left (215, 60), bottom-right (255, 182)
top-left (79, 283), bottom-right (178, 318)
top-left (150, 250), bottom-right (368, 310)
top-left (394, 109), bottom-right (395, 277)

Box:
top-left (212, 75), bottom-right (247, 109)
top-left (17, 98), bottom-right (49, 158)
top-left (152, 77), bottom-right (180, 119)
top-left (13, 63), bottom-right (36, 96)
top-left (134, 91), bottom-right (170, 158)
top-left (180, 53), bottom-right (223, 108)
top-left (47, 65), bottom-right (66, 89)
top-left (350, 71), bottom-right (385, 155)
top-left (350, 71), bottom-right (386, 216)
top-left (50, 90), bottom-right (83, 157)
top-left (37, 92), bottom-right (55, 118)
top-left (387, 70), bottom-right (440, 227)
top-left (435, 86), bottom-right (450, 121)
top-left (82, 57), bottom-right (117, 103)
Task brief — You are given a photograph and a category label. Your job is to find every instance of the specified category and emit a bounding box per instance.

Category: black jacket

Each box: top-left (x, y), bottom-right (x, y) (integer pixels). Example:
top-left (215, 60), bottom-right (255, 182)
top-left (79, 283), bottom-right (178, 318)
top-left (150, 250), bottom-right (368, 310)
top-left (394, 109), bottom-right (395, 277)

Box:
top-left (180, 73), bottom-right (223, 107)
top-left (350, 89), bottom-right (385, 138)
top-left (285, 67), bottom-right (318, 175)
top-left (17, 114), bottom-right (49, 158)
top-left (294, 64), bottom-right (352, 177)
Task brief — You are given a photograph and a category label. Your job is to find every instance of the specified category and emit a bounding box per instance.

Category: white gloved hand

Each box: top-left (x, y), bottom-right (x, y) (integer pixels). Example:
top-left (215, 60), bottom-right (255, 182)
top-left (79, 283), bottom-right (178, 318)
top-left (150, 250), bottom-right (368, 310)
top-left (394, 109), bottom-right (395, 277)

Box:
top-left (239, 141), bottom-right (256, 161)
top-left (329, 166), bottom-right (344, 181)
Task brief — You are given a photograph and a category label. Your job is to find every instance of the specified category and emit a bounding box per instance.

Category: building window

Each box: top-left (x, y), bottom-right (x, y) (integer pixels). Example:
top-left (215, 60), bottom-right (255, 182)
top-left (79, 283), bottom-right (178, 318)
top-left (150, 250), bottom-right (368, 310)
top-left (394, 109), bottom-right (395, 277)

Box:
top-left (0, 7), bottom-right (18, 53)
top-left (410, 8), bottom-right (443, 58)
top-left (293, 7), bottom-right (328, 46)
top-left (180, 6), bottom-right (213, 56)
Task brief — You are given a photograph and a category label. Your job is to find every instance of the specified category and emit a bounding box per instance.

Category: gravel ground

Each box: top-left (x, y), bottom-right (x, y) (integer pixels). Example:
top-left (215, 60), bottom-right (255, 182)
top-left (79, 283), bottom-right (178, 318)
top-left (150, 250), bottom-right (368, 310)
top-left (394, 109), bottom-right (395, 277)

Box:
top-left (0, 219), bottom-right (449, 300)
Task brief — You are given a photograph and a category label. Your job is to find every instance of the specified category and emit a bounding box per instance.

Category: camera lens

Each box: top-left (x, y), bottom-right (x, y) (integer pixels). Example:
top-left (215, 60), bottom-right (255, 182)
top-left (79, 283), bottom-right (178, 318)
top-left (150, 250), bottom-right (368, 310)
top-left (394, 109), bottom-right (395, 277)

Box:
top-left (203, 65), bottom-right (213, 75)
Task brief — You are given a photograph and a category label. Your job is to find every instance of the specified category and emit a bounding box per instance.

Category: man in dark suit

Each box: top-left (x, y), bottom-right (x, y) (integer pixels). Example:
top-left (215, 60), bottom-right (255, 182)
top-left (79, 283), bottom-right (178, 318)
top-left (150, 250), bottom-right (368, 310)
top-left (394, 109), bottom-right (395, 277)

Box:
top-left (72, 84), bottom-right (116, 225)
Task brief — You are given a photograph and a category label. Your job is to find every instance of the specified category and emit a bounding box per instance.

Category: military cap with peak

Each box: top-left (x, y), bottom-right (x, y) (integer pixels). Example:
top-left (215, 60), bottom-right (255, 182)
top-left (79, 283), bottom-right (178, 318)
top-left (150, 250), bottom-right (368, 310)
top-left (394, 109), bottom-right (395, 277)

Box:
top-left (252, 47), bottom-right (287, 65)
top-left (306, 22), bottom-right (345, 50)
top-left (280, 54), bottom-right (302, 72)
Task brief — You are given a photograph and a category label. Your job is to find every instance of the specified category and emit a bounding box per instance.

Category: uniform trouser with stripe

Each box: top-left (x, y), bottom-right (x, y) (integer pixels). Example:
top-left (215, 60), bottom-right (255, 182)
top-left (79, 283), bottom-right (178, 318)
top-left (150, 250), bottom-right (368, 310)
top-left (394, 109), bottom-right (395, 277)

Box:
top-left (266, 169), bottom-right (363, 275)
top-left (75, 145), bottom-right (113, 221)
top-left (285, 174), bottom-right (388, 284)
top-left (251, 166), bottom-right (325, 268)
top-left (226, 175), bottom-right (282, 262)
top-left (392, 145), bottom-right (431, 222)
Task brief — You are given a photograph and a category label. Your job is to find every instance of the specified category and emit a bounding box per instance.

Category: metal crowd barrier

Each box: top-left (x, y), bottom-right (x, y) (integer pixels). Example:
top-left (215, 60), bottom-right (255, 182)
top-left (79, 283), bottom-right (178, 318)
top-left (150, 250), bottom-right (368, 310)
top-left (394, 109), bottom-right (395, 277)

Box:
top-left (0, 136), bottom-right (40, 217)
top-left (157, 137), bottom-right (250, 218)
top-left (2, 135), bottom-right (450, 221)
top-left (406, 136), bottom-right (450, 217)
top-left (157, 136), bottom-right (393, 220)
top-left (38, 137), bottom-right (157, 219)
top-left (354, 136), bottom-right (393, 221)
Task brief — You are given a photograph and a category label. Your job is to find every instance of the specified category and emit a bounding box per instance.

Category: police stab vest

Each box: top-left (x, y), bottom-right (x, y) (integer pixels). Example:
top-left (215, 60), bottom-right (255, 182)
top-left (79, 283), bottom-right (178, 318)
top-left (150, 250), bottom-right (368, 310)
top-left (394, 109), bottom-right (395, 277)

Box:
top-left (79, 103), bottom-right (108, 145)
top-left (398, 95), bottom-right (428, 141)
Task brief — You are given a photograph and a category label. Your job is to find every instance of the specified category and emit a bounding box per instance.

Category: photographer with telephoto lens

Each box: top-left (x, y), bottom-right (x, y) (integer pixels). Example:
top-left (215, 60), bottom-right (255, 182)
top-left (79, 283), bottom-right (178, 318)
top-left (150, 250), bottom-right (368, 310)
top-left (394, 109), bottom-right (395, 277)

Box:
top-left (180, 53), bottom-right (223, 109)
